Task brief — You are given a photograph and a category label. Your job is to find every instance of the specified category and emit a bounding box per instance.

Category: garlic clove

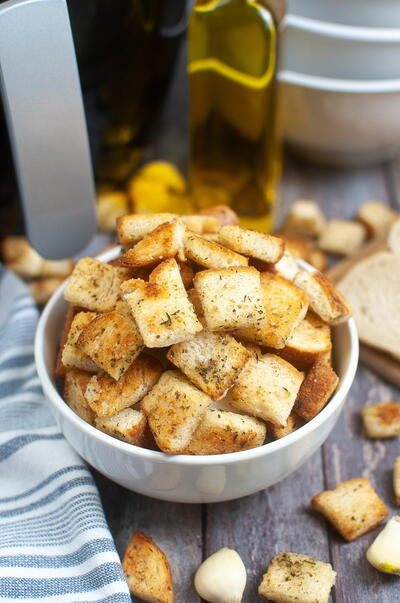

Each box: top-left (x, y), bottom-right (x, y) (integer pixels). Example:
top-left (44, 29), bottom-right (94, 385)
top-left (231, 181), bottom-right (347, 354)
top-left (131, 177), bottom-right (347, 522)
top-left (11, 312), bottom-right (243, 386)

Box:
top-left (366, 516), bottom-right (400, 575)
top-left (194, 547), bottom-right (247, 603)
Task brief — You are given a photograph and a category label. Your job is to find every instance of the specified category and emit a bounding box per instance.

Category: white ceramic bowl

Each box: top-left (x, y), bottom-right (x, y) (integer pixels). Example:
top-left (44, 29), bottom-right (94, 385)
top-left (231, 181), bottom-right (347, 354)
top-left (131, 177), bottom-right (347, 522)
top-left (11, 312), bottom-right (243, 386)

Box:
top-left (288, 0), bottom-right (400, 29)
top-left (282, 15), bottom-right (400, 80)
top-left (35, 248), bottom-right (358, 503)
top-left (280, 71), bottom-right (400, 166)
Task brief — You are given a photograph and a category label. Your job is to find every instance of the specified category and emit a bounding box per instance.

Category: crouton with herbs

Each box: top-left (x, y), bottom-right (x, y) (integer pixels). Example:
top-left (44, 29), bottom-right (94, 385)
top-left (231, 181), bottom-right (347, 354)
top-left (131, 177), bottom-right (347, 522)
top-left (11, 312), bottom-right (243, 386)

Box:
top-left (219, 224), bottom-right (284, 263)
top-left (184, 230), bottom-right (248, 269)
top-left (64, 257), bottom-right (122, 312)
top-left (95, 408), bottom-right (149, 447)
top-left (361, 401), bottom-right (400, 438)
top-left (64, 369), bottom-right (94, 424)
top-left (61, 312), bottom-right (99, 372)
top-left (118, 219), bottom-right (185, 267)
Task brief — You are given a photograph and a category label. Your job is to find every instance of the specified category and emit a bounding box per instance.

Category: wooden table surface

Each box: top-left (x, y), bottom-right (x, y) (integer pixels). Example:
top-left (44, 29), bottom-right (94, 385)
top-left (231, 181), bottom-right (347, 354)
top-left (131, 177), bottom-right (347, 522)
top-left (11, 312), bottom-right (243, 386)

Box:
top-left (93, 48), bottom-right (400, 602)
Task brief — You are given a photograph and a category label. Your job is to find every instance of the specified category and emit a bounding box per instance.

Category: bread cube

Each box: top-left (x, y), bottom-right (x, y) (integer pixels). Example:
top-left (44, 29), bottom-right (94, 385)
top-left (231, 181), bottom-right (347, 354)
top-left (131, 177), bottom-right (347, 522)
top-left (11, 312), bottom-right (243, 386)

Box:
top-left (219, 225), bottom-right (284, 263)
top-left (182, 214), bottom-right (219, 233)
top-left (268, 412), bottom-right (303, 440)
top-left (64, 369), bottom-right (94, 424)
top-left (77, 310), bottom-right (144, 380)
top-left (2, 235), bottom-right (72, 278)
top-left (235, 272), bottom-right (309, 349)
top-left (295, 360), bottom-right (339, 421)
top-left (64, 257), bottom-right (122, 312)
top-left (319, 219), bottom-right (367, 256)
top-left (123, 531), bottom-right (173, 603)
top-left (185, 408), bottom-right (266, 454)
top-left (311, 478), bottom-right (388, 541)
top-left (273, 250), bottom-right (300, 282)
top-left (29, 277), bottom-right (65, 306)
top-left (278, 312), bottom-right (332, 370)
top-left (294, 269), bottom-right (352, 325)
top-left (55, 304), bottom-right (82, 377)
top-left (119, 219), bottom-right (185, 267)
top-left (184, 231), bottom-right (248, 269)
top-left (193, 266), bottom-right (265, 332)
top-left (141, 370), bottom-right (212, 454)
top-left (95, 408), bottom-right (148, 446)
top-left (196, 204), bottom-right (239, 226)
top-left (61, 312), bottom-right (99, 372)
top-left (358, 200), bottom-right (397, 237)
top-left (276, 234), bottom-right (313, 262)
top-left (258, 552), bottom-right (336, 603)
top-left (230, 354), bottom-right (303, 427)
top-left (167, 331), bottom-right (251, 400)
top-left (84, 354), bottom-right (162, 417)
top-left (116, 212), bottom-right (177, 244)
top-left (121, 258), bottom-right (203, 347)
top-left (282, 199), bottom-right (327, 238)
top-left (361, 401), bottom-right (400, 438)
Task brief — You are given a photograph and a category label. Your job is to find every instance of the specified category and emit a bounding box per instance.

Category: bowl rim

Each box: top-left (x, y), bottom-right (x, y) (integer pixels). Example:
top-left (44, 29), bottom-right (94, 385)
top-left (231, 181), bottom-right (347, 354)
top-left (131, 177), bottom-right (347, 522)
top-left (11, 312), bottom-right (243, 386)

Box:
top-left (278, 70), bottom-right (400, 93)
top-left (35, 248), bottom-right (359, 467)
top-left (284, 13), bottom-right (400, 41)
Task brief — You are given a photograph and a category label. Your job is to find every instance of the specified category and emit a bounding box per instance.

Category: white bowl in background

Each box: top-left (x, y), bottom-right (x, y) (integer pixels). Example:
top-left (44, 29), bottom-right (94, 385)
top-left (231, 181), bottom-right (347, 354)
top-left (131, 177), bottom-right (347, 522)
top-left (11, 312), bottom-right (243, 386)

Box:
top-left (35, 248), bottom-right (358, 503)
top-left (282, 15), bottom-right (400, 81)
top-left (288, 0), bottom-right (400, 29)
top-left (280, 71), bottom-right (400, 166)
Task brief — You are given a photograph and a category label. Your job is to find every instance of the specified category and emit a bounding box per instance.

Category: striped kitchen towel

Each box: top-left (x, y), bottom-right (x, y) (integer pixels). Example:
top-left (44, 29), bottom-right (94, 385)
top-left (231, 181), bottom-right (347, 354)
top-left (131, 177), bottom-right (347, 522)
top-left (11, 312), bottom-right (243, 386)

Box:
top-left (0, 266), bottom-right (131, 602)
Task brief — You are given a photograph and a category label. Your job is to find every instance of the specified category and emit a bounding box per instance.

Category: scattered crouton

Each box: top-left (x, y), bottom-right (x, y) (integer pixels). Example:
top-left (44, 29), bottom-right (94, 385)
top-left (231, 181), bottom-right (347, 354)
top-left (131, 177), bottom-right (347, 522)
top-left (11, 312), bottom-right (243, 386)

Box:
top-left (28, 277), bottom-right (65, 306)
top-left (2, 235), bottom-right (73, 278)
top-left (358, 200), bottom-right (397, 237)
top-left (64, 257), bottom-right (122, 312)
top-left (294, 360), bottom-right (339, 421)
top-left (77, 310), bottom-right (144, 380)
top-left (394, 457), bottom-right (400, 505)
top-left (361, 401), bottom-right (400, 438)
top-left (196, 204), bottom-right (239, 226)
top-left (319, 219), bottom-right (367, 256)
top-left (230, 354), bottom-right (303, 427)
top-left (234, 272), bottom-right (309, 349)
top-left (184, 231), bottom-right (248, 269)
top-left (122, 531), bottom-right (174, 603)
top-left (219, 225), bottom-right (284, 263)
top-left (268, 412), bottom-right (303, 440)
top-left (167, 331), bottom-right (251, 400)
top-left (121, 259), bottom-right (203, 347)
top-left (258, 552), bottom-right (336, 603)
top-left (281, 199), bottom-right (327, 238)
top-left (116, 212), bottom-right (178, 244)
top-left (61, 312), bottom-right (99, 372)
top-left (182, 215), bottom-right (220, 233)
top-left (118, 219), bottom-right (185, 267)
top-left (95, 408), bottom-right (148, 447)
top-left (64, 369), bottom-right (94, 424)
top-left (273, 250), bottom-right (300, 281)
top-left (141, 370), bottom-right (212, 454)
top-left (84, 354), bottom-right (162, 416)
top-left (294, 269), bottom-right (352, 325)
top-left (311, 478), bottom-right (388, 541)
top-left (278, 313), bottom-right (332, 370)
top-left (96, 190), bottom-right (129, 232)
top-left (185, 408), bottom-right (266, 454)
top-left (193, 266), bottom-right (265, 332)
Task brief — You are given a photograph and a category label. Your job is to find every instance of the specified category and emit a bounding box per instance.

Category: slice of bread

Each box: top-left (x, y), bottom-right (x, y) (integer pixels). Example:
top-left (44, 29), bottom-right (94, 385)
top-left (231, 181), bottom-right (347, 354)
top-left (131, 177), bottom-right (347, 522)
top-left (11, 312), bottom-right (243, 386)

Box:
top-left (95, 408), bottom-right (148, 446)
top-left (61, 312), bottom-right (99, 372)
top-left (281, 199), bottom-right (327, 238)
top-left (116, 212), bottom-right (177, 244)
top-left (119, 219), bottom-right (185, 267)
top-left (361, 401), bottom-right (400, 438)
top-left (184, 231), bottom-right (248, 269)
top-left (218, 225), bottom-right (284, 263)
top-left (277, 312), bottom-right (332, 370)
top-left (64, 369), bottom-right (94, 424)
top-left (295, 269), bottom-right (352, 325)
top-left (294, 360), bottom-right (339, 421)
top-left (64, 257), bottom-right (122, 312)
top-left (338, 251), bottom-right (400, 358)
top-left (318, 219), bottom-right (366, 256)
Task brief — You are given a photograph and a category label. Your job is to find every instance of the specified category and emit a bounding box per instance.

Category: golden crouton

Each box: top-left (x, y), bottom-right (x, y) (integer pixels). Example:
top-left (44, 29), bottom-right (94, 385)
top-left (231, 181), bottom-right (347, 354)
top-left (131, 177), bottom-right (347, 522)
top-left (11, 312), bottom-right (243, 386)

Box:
top-left (234, 272), bottom-right (309, 349)
top-left (357, 200), bottom-right (397, 237)
top-left (258, 552), bottom-right (336, 603)
top-left (182, 215), bottom-right (219, 233)
top-left (273, 250), bottom-right (300, 282)
top-left (167, 331), bottom-right (251, 400)
top-left (96, 191), bottom-right (129, 232)
top-left (268, 412), bottom-right (303, 440)
top-left (64, 257), bottom-right (122, 312)
top-left (184, 231), bottom-right (248, 269)
top-left (294, 360), bottom-right (339, 421)
top-left (61, 312), bottom-right (99, 372)
top-left (311, 478), bottom-right (388, 541)
top-left (116, 212), bottom-right (177, 244)
top-left (294, 269), bottom-right (352, 325)
top-left (197, 204), bottom-right (239, 226)
top-left (230, 354), bottom-right (304, 427)
top-left (278, 313), bottom-right (332, 370)
top-left (308, 248), bottom-right (327, 272)
top-left (361, 401), bottom-right (400, 438)
top-left (77, 310), bottom-right (144, 380)
top-left (193, 266), bottom-right (265, 332)
top-left (64, 369), bottom-right (94, 424)
top-left (141, 370), bottom-right (212, 454)
top-left (2, 235), bottom-right (73, 278)
top-left (185, 408), bottom-right (266, 454)
top-left (122, 531), bottom-right (174, 603)
top-left (28, 277), bottom-right (65, 306)
top-left (84, 354), bottom-right (162, 417)
top-left (276, 234), bottom-right (313, 262)
top-left (219, 225), bottom-right (284, 263)
top-left (318, 219), bottom-right (367, 256)
top-left (119, 219), bottom-right (185, 267)
top-left (121, 259), bottom-right (203, 347)
top-left (95, 408), bottom-right (148, 447)
top-left (281, 199), bottom-right (327, 238)
top-left (394, 457), bottom-right (400, 505)
top-left (55, 304), bottom-right (81, 377)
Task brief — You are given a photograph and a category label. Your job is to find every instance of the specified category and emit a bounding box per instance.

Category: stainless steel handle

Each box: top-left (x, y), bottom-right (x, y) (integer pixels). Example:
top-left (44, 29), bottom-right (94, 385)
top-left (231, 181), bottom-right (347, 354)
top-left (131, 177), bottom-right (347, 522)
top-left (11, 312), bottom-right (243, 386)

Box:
top-left (0, 0), bottom-right (96, 259)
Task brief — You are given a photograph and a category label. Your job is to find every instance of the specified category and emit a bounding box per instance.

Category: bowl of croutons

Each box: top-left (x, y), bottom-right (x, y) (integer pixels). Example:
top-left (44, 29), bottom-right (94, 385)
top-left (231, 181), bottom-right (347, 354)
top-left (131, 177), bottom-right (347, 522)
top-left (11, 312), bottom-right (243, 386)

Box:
top-left (35, 208), bottom-right (358, 503)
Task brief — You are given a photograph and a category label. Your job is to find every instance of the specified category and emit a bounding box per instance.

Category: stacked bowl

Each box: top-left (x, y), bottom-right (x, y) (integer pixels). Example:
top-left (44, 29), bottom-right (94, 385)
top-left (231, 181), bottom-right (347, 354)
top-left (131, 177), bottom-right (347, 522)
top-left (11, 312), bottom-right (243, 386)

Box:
top-left (280, 1), bottom-right (400, 165)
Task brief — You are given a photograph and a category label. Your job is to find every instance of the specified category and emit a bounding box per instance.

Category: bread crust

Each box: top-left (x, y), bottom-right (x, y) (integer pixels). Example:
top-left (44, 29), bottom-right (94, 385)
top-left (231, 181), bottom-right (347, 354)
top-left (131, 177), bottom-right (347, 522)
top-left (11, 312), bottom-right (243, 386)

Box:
top-left (294, 360), bottom-right (339, 421)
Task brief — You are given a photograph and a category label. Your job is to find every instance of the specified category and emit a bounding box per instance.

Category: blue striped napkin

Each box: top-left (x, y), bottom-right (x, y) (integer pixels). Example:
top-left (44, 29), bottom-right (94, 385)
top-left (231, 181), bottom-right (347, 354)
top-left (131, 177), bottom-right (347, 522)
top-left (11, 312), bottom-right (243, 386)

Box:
top-left (0, 266), bottom-right (131, 602)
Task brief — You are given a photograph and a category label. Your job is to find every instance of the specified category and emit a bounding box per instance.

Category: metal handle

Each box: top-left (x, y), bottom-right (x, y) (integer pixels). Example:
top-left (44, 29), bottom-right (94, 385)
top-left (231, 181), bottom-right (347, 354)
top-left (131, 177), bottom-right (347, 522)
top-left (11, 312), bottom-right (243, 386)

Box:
top-left (0, 0), bottom-right (96, 259)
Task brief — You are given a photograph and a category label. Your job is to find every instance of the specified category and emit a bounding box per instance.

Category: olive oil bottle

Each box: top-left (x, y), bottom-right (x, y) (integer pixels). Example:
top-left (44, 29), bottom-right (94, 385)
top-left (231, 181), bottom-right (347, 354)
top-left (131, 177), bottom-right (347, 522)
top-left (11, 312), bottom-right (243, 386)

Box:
top-left (188, 0), bottom-right (285, 231)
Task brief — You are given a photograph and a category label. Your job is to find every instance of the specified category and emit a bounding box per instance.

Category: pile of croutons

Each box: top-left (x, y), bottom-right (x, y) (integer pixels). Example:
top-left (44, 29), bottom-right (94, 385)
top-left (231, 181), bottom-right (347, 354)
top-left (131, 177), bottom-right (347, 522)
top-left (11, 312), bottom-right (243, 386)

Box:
top-left (57, 205), bottom-right (352, 455)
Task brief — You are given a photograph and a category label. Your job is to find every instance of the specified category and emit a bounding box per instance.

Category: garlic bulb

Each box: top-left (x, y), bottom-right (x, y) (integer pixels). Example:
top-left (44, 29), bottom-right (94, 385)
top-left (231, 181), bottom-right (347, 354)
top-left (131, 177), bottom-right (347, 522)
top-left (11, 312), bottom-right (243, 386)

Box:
top-left (366, 516), bottom-right (400, 575)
